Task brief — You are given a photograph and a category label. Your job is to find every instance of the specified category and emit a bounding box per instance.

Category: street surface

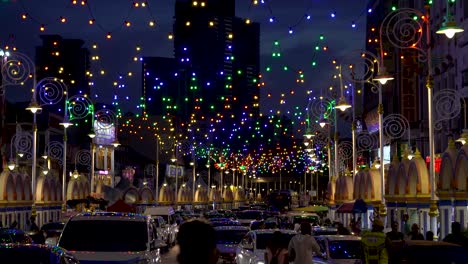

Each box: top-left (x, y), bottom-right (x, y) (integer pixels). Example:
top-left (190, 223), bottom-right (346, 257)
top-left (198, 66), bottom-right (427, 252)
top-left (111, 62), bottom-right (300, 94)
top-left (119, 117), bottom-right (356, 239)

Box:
top-left (161, 245), bottom-right (179, 264)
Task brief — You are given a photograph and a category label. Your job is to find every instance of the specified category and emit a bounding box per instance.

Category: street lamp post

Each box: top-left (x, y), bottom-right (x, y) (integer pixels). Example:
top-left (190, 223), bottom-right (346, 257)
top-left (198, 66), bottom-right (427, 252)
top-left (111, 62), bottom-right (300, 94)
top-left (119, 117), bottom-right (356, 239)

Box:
top-left (375, 4), bottom-right (463, 237)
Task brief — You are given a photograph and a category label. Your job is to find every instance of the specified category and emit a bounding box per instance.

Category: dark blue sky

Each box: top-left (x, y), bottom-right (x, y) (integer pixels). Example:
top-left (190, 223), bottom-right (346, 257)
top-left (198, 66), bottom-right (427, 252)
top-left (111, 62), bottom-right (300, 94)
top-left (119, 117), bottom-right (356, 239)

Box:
top-left (0, 0), bottom-right (367, 117)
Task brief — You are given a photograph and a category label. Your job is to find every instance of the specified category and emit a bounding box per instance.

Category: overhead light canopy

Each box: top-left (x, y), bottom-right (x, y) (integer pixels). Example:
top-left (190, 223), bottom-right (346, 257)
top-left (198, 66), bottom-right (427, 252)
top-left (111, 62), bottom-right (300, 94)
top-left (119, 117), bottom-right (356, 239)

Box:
top-left (170, 155), bottom-right (177, 163)
top-left (318, 117), bottom-right (328, 128)
top-left (60, 116), bottom-right (73, 128)
top-left (88, 129), bottom-right (96, 139)
top-left (335, 96), bottom-right (352, 112)
top-left (303, 127), bottom-right (313, 139)
top-left (72, 169), bottom-right (80, 179)
top-left (7, 160), bottom-right (15, 171)
top-left (456, 129), bottom-right (468, 145)
top-left (436, 19), bottom-right (464, 39)
top-left (112, 139), bottom-right (121, 148)
top-left (374, 66), bottom-right (394, 85)
top-left (26, 100), bottom-right (42, 114)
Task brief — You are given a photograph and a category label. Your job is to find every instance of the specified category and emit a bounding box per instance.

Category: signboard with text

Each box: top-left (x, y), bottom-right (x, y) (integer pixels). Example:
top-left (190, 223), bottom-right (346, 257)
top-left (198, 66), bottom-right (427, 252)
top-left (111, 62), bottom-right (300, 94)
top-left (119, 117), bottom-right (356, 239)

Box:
top-left (94, 120), bottom-right (116, 145)
top-left (165, 164), bottom-right (184, 178)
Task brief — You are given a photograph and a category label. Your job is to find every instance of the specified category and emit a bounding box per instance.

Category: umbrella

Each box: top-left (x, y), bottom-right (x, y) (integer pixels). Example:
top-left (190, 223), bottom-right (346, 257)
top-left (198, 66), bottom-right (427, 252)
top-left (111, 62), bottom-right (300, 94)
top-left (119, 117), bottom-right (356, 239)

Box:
top-left (292, 205), bottom-right (328, 213)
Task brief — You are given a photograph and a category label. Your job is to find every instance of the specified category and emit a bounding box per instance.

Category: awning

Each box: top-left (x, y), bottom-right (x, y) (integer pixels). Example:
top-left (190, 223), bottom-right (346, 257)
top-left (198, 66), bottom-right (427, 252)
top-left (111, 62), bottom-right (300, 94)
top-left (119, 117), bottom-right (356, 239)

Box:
top-left (336, 199), bottom-right (367, 214)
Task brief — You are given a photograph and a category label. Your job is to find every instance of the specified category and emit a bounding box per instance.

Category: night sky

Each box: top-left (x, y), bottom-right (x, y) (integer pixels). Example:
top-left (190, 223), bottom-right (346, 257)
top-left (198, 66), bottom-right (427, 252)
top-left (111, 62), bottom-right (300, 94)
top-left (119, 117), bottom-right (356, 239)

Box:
top-left (0, 0), bottom-right (367, 117)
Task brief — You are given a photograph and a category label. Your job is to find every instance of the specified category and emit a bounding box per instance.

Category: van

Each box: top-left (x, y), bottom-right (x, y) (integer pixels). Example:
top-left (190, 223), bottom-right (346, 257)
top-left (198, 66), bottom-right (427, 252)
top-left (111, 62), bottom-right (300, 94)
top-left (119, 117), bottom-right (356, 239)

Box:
top-left (54, 212), bottom-right (165, 263)
top-left (144, 206), bottom-right (178, 247)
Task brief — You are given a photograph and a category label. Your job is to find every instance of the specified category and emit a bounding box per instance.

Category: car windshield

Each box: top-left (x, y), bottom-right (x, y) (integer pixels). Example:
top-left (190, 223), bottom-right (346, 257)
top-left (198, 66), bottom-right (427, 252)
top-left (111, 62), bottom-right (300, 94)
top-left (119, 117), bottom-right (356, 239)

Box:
top-left (256, 233), bottom-right (295, 250)
top-left (59, 220), bottom-right (147, 252)
top-left (328, 240), bottom-right (361, 259)
top-left (216, 230), bottom-right (248, 244)
top-left (293, 215), bottom-right (319, 225)
top-left (238, 211), bottom-right (262, 220)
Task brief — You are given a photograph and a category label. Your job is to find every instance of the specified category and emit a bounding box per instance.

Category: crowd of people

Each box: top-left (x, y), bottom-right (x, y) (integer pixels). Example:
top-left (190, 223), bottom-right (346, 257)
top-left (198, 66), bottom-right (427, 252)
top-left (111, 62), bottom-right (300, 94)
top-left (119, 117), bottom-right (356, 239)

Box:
top-left (174, 217), bottom-right (467, 264)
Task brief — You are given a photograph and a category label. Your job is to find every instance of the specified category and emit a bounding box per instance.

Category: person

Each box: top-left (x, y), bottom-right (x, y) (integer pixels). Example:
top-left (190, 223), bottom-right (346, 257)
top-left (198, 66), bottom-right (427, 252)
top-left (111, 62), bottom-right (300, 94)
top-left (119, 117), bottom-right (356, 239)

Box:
top-left (176, 219), bottom-right (219, 264)
top-left (361, 218), bottom-right (388, 264)
top-left (425, 231), bottom-right (434, 241)
top-left (288, 222), bottom-right (321, 264)
top-left (9, 220), bottom-right (18, 229)
top-left (443, 221), bottom-right (468, 249)
top-left (29, 216), bottom-right (38, 231)
top-left (29, 225), bottom-right (45, 244)
top-left (386, 221), bottom-right (404, 241)
top-left (352, 217), bottom-right (362, 235)
top-left (265, 231), bottom-right (289, 264)
top-left (402, 214), bottom-right (411, 236)
top-left (337, 222), bottom-right (351, 235)
top-left (407, 223), bottom-right (424, 240)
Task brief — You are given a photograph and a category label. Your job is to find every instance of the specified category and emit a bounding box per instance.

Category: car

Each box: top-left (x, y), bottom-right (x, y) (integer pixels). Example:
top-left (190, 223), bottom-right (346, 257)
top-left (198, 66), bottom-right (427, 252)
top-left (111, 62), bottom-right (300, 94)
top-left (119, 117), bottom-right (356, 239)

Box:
top-left (144, 206), bottom-right (179, 247)
top-left (0, 243), bottom-right (79, 264)
top-left (54, 211), bottom-right (165, 263)
top-left (388, 240), bottom-right (468, 264)
top-left (236, 210), bottom-right (264, 226)
top-left (215, 226), bottom-right (250, 263)
top-left (210, 218), bottom-right (241, 227)
top-left (313, 235), bottom-right (362, 264)
top-left (40, 221), bottom-right (65, 239)
top-left (0, 228), bottom-right (33, 244)
top-left (236, 229), bottom-right (297, 264)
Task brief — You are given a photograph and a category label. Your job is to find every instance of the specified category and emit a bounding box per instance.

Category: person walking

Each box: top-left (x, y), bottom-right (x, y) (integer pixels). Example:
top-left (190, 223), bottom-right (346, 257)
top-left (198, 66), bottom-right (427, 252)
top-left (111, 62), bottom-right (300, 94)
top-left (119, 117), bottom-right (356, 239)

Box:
top-left (288, 222), bottom-right (321, 264)
top-left (265, 231), bottom-right (288, 264)
top-left (407, 223), bottom-right (424, 240)
top-left (361, 218), bottom-right (388, 264)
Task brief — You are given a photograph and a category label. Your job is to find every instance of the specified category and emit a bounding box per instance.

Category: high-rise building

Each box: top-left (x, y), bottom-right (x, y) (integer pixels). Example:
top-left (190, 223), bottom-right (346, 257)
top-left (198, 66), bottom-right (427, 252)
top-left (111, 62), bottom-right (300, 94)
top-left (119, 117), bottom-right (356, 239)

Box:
top-left (143, 0), bottom-right (260, 125)
top-left (35, 35), bottom-right (91, 110)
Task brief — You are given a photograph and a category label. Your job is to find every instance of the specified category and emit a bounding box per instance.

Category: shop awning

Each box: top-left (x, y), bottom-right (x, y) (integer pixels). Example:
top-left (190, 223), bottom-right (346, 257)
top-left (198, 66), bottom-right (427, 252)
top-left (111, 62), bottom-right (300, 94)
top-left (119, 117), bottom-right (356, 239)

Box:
top-left (336, 199), bottom-right (367, 214)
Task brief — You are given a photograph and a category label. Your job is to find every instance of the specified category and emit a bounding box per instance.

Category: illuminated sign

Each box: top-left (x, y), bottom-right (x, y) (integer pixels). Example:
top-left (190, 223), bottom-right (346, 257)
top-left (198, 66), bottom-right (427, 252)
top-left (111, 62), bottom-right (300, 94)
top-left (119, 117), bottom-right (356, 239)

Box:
top-left (93, 120), bottom-right (116, 145)
top-left (165, 164), bottom-right (184, 177)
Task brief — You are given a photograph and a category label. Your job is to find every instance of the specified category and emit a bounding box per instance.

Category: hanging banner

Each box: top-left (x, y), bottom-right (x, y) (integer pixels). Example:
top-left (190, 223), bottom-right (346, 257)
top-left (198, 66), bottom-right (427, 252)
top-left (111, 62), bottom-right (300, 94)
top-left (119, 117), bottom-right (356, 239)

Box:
top-left (165, 164), bottom-right (184, 177)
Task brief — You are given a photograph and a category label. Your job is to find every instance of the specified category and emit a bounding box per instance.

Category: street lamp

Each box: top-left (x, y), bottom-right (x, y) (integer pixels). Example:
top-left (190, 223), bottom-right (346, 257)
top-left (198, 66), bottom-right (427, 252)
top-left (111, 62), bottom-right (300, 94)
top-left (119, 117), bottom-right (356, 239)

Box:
top-left (435, 0), bottom-right (464, 39)
top-left (378, 4), bottom-right (463, 237)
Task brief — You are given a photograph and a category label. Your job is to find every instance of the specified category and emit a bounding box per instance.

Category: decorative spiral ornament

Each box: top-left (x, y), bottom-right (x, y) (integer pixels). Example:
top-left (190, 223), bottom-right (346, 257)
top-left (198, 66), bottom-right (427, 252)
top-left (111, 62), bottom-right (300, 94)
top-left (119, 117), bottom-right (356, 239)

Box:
top-left (159, 134), bottom-right (175, 151)
top-left (178, 140), bottom-right (192, 154)
top-left (37, 77), bottom-right (67, 105)
top-left (434, 89), bottom-right (462, 131)
top-left (76, 149), bottom-right (91, 170)
top-left (357, 130), bottom-right (378, 151)
top-left (46, 141), bottom-right (64, 164)
top-left (380, 8), bottom-right (427, 62)
top-left (13, 132), bottom-right (33, 158)
top-left (95, 109), bottom-right (116, 130)
top-left (1, 52), bottom-right (34, 86)
top-left (340, 50), bottom-right (379, 83)
top-left (144, 164), bottom-right (157, 177)
top-left (313, 132), bottom-right (329, 148)
top-left (383, 114), bottom-right (410, 140)
top-left (338, 141), bottom-right (353, 160)
top-left (308, 96), bottom-right (334, 122)
top-left (68, 95), bottom-right (94, 120)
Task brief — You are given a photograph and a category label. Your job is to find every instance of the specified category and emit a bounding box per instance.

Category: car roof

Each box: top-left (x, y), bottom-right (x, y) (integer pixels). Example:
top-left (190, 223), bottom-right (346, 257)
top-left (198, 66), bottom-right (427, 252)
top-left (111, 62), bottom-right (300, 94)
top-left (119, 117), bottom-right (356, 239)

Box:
top-left (71, 211), bottom-right (150, 221)
top-left (214, 226), bottom-right (250, 231)
top-left (0, 228), bottom-right (26, 235)
top-left (315, 235), bottom-right (361, 241)
top-left (251, 229), bottom-right (297, 235)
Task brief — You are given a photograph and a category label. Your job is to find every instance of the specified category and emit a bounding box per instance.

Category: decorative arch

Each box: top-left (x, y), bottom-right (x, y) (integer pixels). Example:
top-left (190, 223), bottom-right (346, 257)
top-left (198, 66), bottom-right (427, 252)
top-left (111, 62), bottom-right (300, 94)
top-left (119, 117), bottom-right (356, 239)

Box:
top-left (407, 157), bottom-right (429, 196)
top-left (439, 151), bottom-right (455, 191)
top-left (338, 176), bottom-right (353, 201)
top-left (353, 172), bottom-right (362, 200)
top-left (234, 189), bottom-right (245, 201)
top-left (395, 161), bottom-right (410, 195)
top-left (454, 146), bottom-right (468, 191)
top-left (387, 160), bottom-right (400, 196)
top-left (55, 183), bottom-right (61, 201)
top-left (14, 172), bottom-right (24, 200)
top-left (49, 178), bottom-right (56, 201)
top-left (158, 185), bottom-right (173, 202)
top-left (209, 189), bottom-right (221, 202)
top-left (22, 174), bottom-right (31, 201)
top-left (139, 187), bottom-right (154, 203)
top-left (195, 187), bottom-right (209, 202)
top-left (66, 180), bottom-right (79, 200)
top-left (223, 188), bottom-right (234, 201)
top-left (327, 179), bottom-right (336, 204)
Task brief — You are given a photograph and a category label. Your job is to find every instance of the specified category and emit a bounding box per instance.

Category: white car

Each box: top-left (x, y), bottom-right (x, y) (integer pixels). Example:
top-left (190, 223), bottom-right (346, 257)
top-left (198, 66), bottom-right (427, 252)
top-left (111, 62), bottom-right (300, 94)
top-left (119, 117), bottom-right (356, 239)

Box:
top-left (55, 212), bottom-right (165, 263)
top-left (313, 235), bottom-right (362, 264)
top-left (235, 229), bottom-right (297, 264)
top-left (215, 225), bottom-right (250, 263)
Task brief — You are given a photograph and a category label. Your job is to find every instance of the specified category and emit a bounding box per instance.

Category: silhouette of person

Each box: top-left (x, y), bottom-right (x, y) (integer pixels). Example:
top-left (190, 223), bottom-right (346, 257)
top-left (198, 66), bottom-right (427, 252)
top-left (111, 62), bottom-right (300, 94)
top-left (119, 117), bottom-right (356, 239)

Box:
top-left (265, 231), bottom-right (289, 264)
top-left (9, 220), bottom-right (18, 229)
top-left (29, 216), bottom-right (38, 231)
top-left (408, 223), bottom-right (424, 240)
top-left (425, 231), bottom-right (434, 241)
top-left (176, 219), bottom-right (219, 264)
top-left (443, 222), bottom-right (468, 249)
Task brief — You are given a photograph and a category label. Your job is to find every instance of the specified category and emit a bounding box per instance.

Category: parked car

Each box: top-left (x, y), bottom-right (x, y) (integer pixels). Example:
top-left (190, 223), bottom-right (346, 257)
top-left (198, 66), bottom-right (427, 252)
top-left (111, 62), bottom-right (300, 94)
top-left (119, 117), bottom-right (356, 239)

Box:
top-left (54, 211), bottom-right (165, 263)
top-left (215, 226), bottom-right (249, 263)
top-left (235, 229), bottom-right (297, 264)
top-left (0, 228), bottom-right (33, 244)
top-left (40, 222), bottom-right (65, 239)
top-left (313, 235), bottom-right (362, 264)
top-left (236, 210), bottom-right (264, 226)
top-left (0, 243), bottom-right (79, 264)
top-left (144, 206), bottom-right (179, 247)
top-left (389, 240), bottom-right (468, 264)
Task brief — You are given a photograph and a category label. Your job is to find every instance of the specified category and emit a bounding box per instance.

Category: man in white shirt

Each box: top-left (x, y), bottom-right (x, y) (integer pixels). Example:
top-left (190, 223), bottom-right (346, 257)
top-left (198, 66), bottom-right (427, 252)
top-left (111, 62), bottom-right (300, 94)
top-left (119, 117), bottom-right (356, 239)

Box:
top-left (288, 222), bottom-right (322, 264)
